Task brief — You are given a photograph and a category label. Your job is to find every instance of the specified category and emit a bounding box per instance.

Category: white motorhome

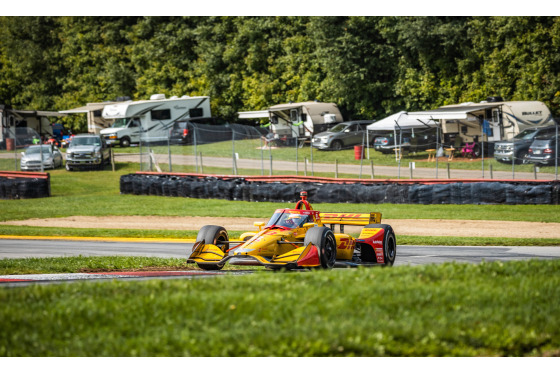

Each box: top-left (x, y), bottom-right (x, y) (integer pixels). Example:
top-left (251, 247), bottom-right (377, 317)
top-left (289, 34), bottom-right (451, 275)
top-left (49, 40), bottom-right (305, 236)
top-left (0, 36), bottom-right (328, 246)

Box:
top-left (409, 98), bottom-right (555, 145)
top-left (99, 94), bottom-right (211, 147)
top-left (238, 101), bottom-right (343, 142)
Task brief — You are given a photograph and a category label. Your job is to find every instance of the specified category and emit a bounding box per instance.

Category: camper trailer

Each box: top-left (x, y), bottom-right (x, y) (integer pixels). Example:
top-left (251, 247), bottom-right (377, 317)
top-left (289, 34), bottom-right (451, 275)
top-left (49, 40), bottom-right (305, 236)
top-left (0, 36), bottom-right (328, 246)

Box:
top-left (99, 94), bottom-right (211, 147)
top-left (268, 101), bottom-right (343, 141)
top-left (1, 105), bottom-right (64, 149)
top-left (439, 99), bottom-right (554, 143)
top-left (409, 98), bottom-right (555, 156)
top-left (238, 101), bottom-right (343, 144)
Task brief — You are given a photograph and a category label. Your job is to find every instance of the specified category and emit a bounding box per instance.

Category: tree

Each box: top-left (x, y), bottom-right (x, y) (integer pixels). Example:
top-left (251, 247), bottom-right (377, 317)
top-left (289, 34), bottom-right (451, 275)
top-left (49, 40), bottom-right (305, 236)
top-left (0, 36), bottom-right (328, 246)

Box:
top-left (0, 17), bottom-right (63, 109)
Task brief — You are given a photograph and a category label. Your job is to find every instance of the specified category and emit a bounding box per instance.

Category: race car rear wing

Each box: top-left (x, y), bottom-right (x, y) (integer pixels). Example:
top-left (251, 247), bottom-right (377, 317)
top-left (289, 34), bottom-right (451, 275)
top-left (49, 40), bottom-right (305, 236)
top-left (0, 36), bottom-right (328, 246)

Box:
top-left (319, 212), bottom-right (382, 226)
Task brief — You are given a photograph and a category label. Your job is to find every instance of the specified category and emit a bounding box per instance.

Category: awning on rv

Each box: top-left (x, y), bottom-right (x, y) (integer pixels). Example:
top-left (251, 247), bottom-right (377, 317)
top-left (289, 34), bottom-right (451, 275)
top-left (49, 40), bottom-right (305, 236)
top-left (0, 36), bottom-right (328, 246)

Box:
top-left (367, 111), bottom-right (437, 131)
top-left (237, 110), bottom-right (269, 119)
top-left (7, 109), bottom-right (66, 119)
top-left (60, 103), bottom-right (110, 114)
top-left (407, 103), bottom-right (502, 121)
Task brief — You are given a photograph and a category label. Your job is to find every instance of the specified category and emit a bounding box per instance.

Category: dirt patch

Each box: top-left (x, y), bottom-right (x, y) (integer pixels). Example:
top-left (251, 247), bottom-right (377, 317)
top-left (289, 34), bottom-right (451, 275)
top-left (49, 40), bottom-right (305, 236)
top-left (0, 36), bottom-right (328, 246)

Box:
top-left (2, 215), bottom-right (560, 239)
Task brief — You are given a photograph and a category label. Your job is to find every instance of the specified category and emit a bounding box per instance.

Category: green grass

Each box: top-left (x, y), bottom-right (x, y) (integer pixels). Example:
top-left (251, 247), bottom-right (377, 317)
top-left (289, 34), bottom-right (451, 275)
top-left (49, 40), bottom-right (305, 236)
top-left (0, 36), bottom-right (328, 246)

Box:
top-left (0, 256), bottom-right (193, 275)
top-left (1, 259), bottom-right (559, 356)
top-left (1, 164), bottom-right (559, 223)
top-left (1, 158), bottom-right (559, 246)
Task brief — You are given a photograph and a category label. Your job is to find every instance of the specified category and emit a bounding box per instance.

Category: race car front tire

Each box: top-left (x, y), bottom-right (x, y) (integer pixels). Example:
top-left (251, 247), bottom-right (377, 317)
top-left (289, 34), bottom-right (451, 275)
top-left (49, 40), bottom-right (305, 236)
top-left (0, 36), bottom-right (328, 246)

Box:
top-left (195, 225), bottom-right (229, 270)
top-left (364, 224), bottom-right (396, 266)
top-left (304, 226), bottom-right (337, 269)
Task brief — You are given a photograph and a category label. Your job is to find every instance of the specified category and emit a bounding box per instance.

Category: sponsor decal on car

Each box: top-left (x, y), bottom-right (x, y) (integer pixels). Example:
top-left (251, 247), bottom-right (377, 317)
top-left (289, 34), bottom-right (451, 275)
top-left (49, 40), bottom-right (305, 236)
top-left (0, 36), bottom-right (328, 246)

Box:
top-left (358, 228), bottom-right (382, 239)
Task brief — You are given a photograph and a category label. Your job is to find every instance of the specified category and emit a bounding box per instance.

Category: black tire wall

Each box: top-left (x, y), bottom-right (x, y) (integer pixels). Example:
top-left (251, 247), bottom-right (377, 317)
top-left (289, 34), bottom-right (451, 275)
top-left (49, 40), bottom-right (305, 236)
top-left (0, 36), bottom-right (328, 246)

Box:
top-left (0, 177), bottom-right (50, 199)
top-left (120, 174), bottom-right (560, 205)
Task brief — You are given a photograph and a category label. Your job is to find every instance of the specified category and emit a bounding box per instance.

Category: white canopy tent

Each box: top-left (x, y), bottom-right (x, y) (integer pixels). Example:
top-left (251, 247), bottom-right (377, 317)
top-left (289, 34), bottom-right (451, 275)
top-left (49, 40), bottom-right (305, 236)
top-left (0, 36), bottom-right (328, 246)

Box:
top-left (367, 111), bottom-right (437, 131)
top-left (367, 111), bottom-right (438, 163)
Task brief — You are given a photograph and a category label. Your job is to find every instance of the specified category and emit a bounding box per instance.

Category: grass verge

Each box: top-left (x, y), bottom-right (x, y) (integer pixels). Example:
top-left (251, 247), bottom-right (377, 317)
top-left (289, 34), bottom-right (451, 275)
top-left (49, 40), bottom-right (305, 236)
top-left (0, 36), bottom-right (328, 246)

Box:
top-left (1, 259), bottom-right (559, 356)
top-left (0, 256), bottom-right (193, 275)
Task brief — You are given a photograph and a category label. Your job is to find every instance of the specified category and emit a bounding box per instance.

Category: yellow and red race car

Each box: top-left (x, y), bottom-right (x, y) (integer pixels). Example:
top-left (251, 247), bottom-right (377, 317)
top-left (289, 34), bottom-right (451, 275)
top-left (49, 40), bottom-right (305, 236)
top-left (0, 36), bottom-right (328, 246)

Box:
top-left (187, 192), bottom-right (396, 271)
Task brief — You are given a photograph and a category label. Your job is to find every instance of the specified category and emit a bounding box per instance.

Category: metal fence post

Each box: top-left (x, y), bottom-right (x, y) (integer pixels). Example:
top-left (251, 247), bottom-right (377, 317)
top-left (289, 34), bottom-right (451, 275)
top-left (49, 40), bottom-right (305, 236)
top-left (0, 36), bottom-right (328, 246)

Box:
top-left (534, 165), bottom-right (538, 180)
top-left (335, 159), bottom-right (338, 178)
top-left (111, 148), bottom-right (115, 172)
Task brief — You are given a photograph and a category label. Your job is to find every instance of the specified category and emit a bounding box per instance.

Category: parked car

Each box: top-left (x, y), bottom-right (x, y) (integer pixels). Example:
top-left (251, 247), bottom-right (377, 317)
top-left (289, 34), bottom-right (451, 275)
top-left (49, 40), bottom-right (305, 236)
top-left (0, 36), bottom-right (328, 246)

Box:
top-left (494, 125), bottom-right (558, 164)
top-left (373, 128), bottom-right (438, 154)
top-left (312, 120), bottom-right (374, 151)
top-left (20, 145), bottom-right (63, 171)
top-left (525, 134), bottom-right (559, 166)
top-left (65, 134), bottom-right (110, 171)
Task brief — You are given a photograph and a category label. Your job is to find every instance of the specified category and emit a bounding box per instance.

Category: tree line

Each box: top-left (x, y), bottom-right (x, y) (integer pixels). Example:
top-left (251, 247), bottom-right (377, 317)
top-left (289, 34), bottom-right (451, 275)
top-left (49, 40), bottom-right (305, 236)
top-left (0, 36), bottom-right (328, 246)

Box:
top-left (1, 16), bottom-right (559, 131)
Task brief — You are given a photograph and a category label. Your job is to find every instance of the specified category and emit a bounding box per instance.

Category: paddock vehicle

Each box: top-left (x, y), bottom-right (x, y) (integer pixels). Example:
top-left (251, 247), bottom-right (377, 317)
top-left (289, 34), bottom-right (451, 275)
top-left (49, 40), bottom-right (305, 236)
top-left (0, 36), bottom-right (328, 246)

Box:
top-left (65, 134), bottom-right (110, 171)
top-left (187, 196), bottom-right (396, 271)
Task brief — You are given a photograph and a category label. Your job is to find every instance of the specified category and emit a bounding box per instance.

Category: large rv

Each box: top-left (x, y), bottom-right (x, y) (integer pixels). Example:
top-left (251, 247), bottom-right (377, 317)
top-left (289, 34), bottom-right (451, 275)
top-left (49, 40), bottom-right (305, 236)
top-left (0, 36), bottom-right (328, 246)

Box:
top-left (99, 94), bottom-right (211, 147)
top-left (408, 98), bottom-right (555, 154)
top-left (238, 101), bottom-right (343, 143)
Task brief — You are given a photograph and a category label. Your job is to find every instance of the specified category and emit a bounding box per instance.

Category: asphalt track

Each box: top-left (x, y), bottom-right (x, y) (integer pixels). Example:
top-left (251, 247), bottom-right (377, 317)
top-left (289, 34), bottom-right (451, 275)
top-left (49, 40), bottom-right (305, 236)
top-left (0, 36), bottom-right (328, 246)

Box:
top-left (1, 237), bottom-right (559, 286)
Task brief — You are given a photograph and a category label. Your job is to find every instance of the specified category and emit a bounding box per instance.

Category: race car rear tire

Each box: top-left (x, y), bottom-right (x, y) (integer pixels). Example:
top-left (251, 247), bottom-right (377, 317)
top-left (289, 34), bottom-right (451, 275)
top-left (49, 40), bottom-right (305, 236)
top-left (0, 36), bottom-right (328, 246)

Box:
top-left (304, 227), bottom-right (337, 269)
top-left (195, 225), bottom-right (229, 270)
top-left (365, 224), bottom-right (396, 266)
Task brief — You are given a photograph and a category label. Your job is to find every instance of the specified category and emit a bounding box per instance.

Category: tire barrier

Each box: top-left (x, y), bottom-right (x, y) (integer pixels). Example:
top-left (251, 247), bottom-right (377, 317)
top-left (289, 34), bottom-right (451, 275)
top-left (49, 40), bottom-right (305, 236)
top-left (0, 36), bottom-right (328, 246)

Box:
top-left (0, 171), bottom-right (51, 200)
top-left (120, 173), bottom-right (560, 205)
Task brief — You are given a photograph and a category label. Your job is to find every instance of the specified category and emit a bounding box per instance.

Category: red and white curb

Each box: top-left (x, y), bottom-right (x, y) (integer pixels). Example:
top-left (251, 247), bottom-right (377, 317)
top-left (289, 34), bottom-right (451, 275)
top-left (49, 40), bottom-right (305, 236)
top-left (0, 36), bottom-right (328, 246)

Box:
top-left (0, 270), bottom-right (224, 284)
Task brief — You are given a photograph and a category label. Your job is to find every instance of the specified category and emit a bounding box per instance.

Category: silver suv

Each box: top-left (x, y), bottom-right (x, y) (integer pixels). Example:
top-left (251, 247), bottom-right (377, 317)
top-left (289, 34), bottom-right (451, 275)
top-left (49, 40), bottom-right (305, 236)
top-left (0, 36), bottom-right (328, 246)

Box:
top-left (65, 134), bottom-right (110, 171)
top-left (312, 121), bottom-right (374, 151)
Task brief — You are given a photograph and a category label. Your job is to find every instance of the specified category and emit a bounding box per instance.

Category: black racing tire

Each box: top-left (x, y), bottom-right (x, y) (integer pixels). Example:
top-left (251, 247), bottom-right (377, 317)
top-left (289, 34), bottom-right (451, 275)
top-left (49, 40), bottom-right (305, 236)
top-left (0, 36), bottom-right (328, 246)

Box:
top-left (120, 137), bottom-right (131, 148)
top-left (331, 140), bottom-right (343, 151)
top-left (195, 225), bottom-right (229, 270)
top-left (365, 224), bottom-right (396, 266)
top-left (304, 226), bottom-right (337, 269)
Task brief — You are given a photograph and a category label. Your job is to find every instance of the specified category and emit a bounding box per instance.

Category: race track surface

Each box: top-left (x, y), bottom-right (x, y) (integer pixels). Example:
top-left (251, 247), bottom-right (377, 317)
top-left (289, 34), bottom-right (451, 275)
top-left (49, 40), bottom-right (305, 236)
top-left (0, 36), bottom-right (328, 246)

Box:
top-left (1, 238), bottom-right (559, 286)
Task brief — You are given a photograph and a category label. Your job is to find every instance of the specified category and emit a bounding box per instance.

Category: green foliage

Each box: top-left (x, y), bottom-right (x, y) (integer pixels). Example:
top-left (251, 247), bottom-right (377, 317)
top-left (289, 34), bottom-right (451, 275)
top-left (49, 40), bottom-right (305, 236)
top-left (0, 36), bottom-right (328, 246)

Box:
top-left (2, 16), bottom-right (560, 125)
top-left (1, 260), bottom-right (559, 356)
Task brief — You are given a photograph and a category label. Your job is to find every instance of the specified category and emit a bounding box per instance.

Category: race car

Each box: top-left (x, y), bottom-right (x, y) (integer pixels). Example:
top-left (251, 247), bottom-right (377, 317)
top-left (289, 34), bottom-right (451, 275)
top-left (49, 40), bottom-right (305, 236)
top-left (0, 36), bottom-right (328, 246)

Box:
top-left (187, 192), bottom-right (396, 271)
